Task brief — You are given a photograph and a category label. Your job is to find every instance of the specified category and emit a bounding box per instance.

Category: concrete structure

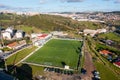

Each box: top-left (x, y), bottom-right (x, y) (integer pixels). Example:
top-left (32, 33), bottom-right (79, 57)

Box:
top-left (65, 65), bottom-right (69, 69)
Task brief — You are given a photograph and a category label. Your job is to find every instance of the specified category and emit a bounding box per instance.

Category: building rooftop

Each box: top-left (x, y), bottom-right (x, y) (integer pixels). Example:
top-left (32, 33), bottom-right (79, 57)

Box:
top-left (7, 42), bottom-right (18, 48)
top-left (37, 34), bottom-right (48, 39)
top-left (100, 50), bottom-right (112, 55)
top-left (114, 62), bottom-right (120, 67)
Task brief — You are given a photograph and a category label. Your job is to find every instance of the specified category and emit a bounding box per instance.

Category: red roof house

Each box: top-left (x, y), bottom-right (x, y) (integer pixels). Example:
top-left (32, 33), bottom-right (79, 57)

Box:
top-left (99, 50), bottom-right (112, 56)
top-left (113, 62), bottom-right (120, 68)
top-left (7, 42), bottom-right (19, 49)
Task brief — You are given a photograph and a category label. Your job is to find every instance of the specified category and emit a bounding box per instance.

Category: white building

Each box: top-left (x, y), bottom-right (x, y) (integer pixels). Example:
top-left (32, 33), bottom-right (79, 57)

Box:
top-left (84, 28), bottom-right (107, 37)
top-left (2, 27), bottom-right (14, 40)
top-left (2, 31), bottom-right (12, 40)
top-left (5, 27), bottom-right (14, 35)
top-left (15, 30), bottom-right (24, 38)
top-left (84, 29), bottom-right (97, 37)
top-left (33, 33), bottom-right (52, 46)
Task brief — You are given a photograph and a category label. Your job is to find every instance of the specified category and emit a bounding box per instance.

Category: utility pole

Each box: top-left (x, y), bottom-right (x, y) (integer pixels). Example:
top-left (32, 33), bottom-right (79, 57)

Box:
top-left (3, 58), bottom-right (8, 71)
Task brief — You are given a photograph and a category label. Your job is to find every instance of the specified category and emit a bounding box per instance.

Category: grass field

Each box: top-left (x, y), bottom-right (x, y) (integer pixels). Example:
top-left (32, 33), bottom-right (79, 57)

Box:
top-left (98, 32), bottom-right (120, 42)
top-left (25, 39), bottom-right (82, 69)
top-left (95, 61), bottom-right (119, 80)
top-left (6, 46), bottom-right (37, 66)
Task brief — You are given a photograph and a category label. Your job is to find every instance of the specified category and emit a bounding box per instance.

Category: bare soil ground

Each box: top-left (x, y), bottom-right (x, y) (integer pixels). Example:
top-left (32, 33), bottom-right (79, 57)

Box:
top-left (80, 43), bottom-right (96, 80)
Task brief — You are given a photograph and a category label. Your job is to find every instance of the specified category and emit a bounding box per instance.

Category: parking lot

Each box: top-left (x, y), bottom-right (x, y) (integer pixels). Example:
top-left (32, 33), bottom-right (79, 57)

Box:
top-left (44, 67), bottom-right (74, 75)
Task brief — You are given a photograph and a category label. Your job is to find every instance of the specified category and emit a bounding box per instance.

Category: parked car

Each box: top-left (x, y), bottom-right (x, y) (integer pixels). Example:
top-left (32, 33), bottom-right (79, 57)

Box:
top-left (92, 70), bottom-right (100, 80)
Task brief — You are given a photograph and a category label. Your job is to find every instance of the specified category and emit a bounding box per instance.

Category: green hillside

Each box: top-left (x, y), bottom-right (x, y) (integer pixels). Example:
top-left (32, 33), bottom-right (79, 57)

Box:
top-left (0, 13), bottom-right (104, 31)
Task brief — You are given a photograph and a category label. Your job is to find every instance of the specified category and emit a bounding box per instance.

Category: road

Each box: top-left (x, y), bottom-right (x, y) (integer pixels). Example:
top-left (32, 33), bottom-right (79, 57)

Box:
top-left (0, 44), bottom-right (31, 59)
top-left (80, 40), bottom-right (96, 80)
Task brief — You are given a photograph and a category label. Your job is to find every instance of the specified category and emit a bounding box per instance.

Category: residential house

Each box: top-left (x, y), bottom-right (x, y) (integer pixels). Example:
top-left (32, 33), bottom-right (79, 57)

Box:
top-left (2, 27), bottom-right (14, 40)
top-left (7, 42), bottom-right (19, 49)
top-left (15, 30), bottom-right (25, 38)
top-left (5, 27), bottom-right (14, 35)
top-left (113, 62), bottom-right (120, 68)
top-left (99, 50), bottom-right (112, 56)
top-left (2, 31), bottom-right (12, 40)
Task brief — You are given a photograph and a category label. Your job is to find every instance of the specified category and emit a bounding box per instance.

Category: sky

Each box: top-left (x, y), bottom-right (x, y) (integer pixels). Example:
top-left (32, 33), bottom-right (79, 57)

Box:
top-left (0, 0), bottom-right (120, 12)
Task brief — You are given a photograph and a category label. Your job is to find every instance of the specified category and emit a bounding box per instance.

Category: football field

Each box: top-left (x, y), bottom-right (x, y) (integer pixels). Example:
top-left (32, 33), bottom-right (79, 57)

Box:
top-left (25, 39), bottom-right (82, 69)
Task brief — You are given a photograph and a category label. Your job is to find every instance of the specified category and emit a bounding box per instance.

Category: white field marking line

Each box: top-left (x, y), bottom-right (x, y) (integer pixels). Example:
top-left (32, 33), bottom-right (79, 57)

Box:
top-left (53, 37), bottom-right (83, 41)
top-left (22, 61), bottom-right (74, 71)
top-left (15, 38), bottom-right (53, 65)
top-left (5, 45), bottom-right (31, 59)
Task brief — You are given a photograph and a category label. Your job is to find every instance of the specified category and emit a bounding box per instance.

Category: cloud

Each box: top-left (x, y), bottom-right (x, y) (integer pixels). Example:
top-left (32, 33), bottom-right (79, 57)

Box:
top-left (115, 0), bottom-right (120, 3)
top-left (0, 4), bottom-right (10, 9)
top-left (40, 0), bottom-right (46, 4)
top-left (60, 0), bottom-right (85, 2)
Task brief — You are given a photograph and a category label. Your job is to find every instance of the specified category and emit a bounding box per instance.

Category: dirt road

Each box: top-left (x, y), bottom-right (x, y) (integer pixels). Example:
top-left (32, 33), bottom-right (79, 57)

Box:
top-left (81, 41), bottom-right (96, 80)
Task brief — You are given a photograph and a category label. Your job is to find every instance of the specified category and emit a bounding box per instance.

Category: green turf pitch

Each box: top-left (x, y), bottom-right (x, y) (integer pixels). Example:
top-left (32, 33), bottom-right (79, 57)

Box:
top-left (25, 39), bottom-right (82, 69)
